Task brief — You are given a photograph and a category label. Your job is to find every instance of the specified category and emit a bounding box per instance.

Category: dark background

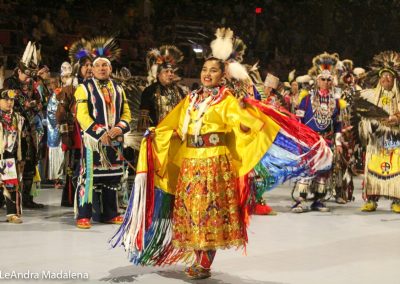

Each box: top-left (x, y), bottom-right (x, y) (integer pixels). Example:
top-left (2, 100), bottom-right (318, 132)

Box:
top-left (0, 0), bottom-right (398, 80)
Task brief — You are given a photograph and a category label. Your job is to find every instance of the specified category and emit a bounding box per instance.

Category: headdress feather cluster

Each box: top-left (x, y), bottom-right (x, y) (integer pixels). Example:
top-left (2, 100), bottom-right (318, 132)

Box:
top-left (209, 27), bottom-right (250, 81)
top-left (365, 50), bottom-right (400, 87)
top-left (210, 28), bottom-right (234, 61)
top-left (19, 41), bottom-right (41, 77)
top-left (336, 59), bottom-right (354, 84)
top-left (90, 36), bottom-right (121, 63)
top-left (308, 52), bottom-right (339, 78)
top-left (288, 69), bottom-right (296, 83)
top-left (146, 45), bottom-right (183, 84)
top-left (69, 38), bottom-right (92, 66)
top-left (231, 37), bottom-right (247, 63)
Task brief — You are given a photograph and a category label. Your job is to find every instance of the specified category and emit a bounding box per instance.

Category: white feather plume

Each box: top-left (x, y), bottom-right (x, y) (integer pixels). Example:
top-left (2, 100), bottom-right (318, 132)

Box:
top-left (296, 75), bottom-right (312, 83)
top-left (146, 64), bottom-right (158, 85)
top-left (249, 62), bottom-right (259, 72)
top-left (27, 45), bottom-right (34, 65)
top-left (288, 69), bottom-right (296, 82)
top-left (33, 47), bottom-right (38, 66)
top-left (210, 28), bottom-right (233, 61)
top-left (21, 41), bottom-right (32, 64)
top-left (335, 60), bottom-right (344, 72)
top-left (64, 77), bottom-right (73, 87)
top-left (226, 61), bottom-right (249, 81)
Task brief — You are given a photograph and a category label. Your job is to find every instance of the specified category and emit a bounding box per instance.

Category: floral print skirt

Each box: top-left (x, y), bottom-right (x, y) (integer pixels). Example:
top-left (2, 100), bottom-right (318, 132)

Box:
top-left (172, 154), bottom-right (245, 250)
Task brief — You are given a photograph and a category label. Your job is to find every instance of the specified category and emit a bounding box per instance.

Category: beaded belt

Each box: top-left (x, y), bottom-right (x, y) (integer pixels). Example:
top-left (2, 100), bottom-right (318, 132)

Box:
top-left (187, 132), bottom-right (226, 148)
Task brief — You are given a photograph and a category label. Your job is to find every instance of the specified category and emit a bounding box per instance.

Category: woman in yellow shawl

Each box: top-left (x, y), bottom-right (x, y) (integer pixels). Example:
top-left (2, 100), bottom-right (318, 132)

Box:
top-left (111, 54), bottom-right (333, 280)
top-left (171, 58), bottom-right (259, 279)
top-left (113, 56), bottom-right (274, 279)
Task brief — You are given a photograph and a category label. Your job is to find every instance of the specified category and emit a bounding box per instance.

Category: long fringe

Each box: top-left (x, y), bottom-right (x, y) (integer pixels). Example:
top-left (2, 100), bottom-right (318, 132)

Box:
top-left (110, 136), bottom-right (194, 266)
top-left (109, 178), bottom-right (139, 249)
top-left (81, 148), bottom-right (93, 206)
top-left (132, 189), bottom-right (191, 266)
top-left (127, 172), bottom-right (147, 253)
top-left (365, 172), bottom-right (400, 199)
top-left (364, 145), bottom-right (400, 199)
top-left (110, 184), bottom-right (192, 266)
top-left (245, 98), bottom-right (333, 194)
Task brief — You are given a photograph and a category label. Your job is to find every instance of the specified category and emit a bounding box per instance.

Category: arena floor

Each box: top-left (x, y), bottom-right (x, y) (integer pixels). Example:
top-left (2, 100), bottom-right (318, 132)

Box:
top-left (1, 177), bottom-right (400, 284)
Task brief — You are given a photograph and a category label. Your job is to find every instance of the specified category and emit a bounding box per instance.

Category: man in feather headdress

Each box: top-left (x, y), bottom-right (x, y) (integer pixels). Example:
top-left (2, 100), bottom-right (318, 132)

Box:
top-left (137, 45), bottom-right (187, 131)
top-left (359, 51), bottom-right (400, 213)
top-left (292, 52), bottom-right (343, 213)
top-left (3, 41), bottom-right (45, 209)
top-left (74, 37), bottom-right (131, 229)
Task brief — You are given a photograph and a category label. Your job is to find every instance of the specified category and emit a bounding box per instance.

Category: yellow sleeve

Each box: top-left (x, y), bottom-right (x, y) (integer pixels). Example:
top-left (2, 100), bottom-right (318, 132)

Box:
top-left (74, 84), bottom-right (95, 131)
top-left (121, 89), bottom-right (131, 122)
top-left (220, 93), bottom-right (264, 131)
top-left (116, 88), bottom-right (132, 134)
top-left (176, 96), bottom-right (190, 138)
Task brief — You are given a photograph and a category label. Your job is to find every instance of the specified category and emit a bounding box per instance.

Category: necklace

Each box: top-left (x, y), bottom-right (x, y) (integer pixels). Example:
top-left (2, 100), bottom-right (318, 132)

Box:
top-left (182, 86), bottom-right (225, 142)
top-left (155, 84), bottom-right (181, 121)
top-left (192, 86), bottom-right (220, 110)
top-left (311, 89), bottom-right (336, 130)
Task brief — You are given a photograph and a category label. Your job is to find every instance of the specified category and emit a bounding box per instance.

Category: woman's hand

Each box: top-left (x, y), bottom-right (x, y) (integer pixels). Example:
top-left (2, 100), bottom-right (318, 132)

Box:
top-left (149, 129), bottom-right (155, 139)
top-left (172, 131), bottom-right (180, 139)
top-left (240, 123), bottom-right (250, 133)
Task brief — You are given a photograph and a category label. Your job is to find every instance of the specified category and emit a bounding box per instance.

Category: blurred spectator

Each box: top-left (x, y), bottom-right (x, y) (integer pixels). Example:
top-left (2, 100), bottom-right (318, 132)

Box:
top-left (0, 0), bottom-right (399, 80)
top-left (41, 13), bottom-right (56, 39)
top-left (143, 0), bottom-right (153, 20)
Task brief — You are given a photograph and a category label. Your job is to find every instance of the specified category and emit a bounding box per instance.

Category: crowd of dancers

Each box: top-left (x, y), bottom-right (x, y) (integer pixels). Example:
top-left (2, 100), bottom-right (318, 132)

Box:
top-left (1, 27), bottom-right (400, 280)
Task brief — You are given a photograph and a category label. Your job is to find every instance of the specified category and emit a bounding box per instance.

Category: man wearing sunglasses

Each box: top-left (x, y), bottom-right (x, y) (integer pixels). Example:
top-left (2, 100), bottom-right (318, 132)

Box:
top-left (292, 52), bottom-right (342, 213)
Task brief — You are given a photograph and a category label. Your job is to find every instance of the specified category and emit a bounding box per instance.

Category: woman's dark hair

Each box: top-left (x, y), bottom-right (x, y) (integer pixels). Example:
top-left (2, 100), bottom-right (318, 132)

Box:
top-left (78, 57), bottom-right (92, 78)
top-left (204, 57), bottom-right (225, 72)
